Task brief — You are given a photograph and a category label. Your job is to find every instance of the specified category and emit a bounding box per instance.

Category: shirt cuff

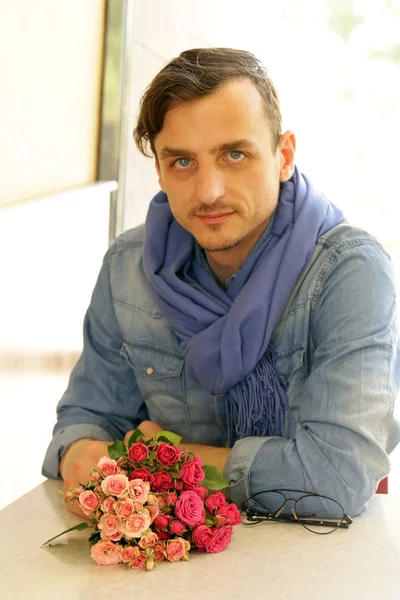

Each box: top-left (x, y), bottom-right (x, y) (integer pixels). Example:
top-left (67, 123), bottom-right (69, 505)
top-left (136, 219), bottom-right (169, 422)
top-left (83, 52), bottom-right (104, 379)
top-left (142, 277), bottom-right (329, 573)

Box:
top-left (223, 436), bottom-right (271, 508)
top-left (42, 424), bottom-right (114, 479)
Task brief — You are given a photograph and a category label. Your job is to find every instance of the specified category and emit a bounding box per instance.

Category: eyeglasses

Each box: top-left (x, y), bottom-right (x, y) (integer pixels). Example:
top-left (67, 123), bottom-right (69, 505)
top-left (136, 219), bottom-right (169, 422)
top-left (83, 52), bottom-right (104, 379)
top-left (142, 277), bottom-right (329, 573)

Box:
top-left (241, 489), bottom-right (353, 535)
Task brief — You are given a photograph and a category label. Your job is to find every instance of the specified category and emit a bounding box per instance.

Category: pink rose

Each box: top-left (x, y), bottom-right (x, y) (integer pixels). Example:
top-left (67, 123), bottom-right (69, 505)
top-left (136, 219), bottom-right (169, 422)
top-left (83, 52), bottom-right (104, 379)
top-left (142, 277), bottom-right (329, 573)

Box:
top-left (216, 504), bottom-right (242, 526)
top-left (145, 558), bottom-right (156, 571)
top-left (154, 542), bottom-right (166, 562)
top-left (101, 474), bottom-right (129, 497)
top-left (100, 530), bottom-right (123, 542)
top-left (101, 497), bottom-right (116, 513)
top-left (170, 519), bottom-right (185, 535)
top-left (74, 486), bottom-right (84, 496)
top-left (121, 546), bottom-right (136, 563)
top-left (78, 490), bottom-right (100, 514)
top-left (147, 493), bottom-right (159, 505)
top-left (98, 514), bottom-right (120, 537)
top-left (155, 443), bottom-right (182, 466)
top-left (192, 525), bottom-right (214, 551)
top-left (153, 471), bottom-right (174, 492)
top-left (146, 503), bottom-right (160, 522)
top-left (97, 456), bottom-right (119, 477)
top-left (129, 468), bottom-right (155, 484)
top-left (90, 472), bottom-right (100, 483)
top-left (114, 498), bottom-right (135, 519)
top-left (205, 491), bottom-right (227, 513)
top-left (128, 479), bottom-right (150, 503)
top-left (122, 509), bottom-right (151, 539)
top-left (154, 514), bottom-right (172, 530)
top-left (64, 491), bottom-right (74, 502)
top-left (174, 490), bottom-right (204, 527)
top-left (130, 553), bottom-right (146, 569)
top-left (207, 525), bottom-right (233, 553)
top-left (128, 442), bottom-right (148, 463)
top-left (90, 541), bottom-right (121, 565)
top-left (178, 457), bottom-right (205, 485)
top-left (166, 538), bottom-right (190, 562)
top-left (138, 531), bottom-right (158, 549)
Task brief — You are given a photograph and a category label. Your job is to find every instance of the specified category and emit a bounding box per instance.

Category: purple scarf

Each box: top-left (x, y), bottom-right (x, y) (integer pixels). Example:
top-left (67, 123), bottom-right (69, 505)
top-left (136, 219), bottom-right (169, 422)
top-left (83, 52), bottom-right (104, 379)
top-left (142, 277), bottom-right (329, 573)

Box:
top-left (143, 168), bottom-right (344, 443)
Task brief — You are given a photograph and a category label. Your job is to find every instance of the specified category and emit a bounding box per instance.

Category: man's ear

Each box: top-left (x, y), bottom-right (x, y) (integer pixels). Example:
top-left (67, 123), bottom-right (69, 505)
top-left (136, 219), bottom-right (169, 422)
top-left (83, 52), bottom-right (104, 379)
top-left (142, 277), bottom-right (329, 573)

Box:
top-left (155, 160), bottom-right (166, 192)
top-left (278, 130), bottom-right (296, 182)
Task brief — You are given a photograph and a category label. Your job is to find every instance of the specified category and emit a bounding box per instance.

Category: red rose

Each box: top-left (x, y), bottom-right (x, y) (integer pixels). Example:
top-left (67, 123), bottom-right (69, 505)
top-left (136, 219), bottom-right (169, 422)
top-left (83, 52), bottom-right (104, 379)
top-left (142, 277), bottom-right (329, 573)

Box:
top-left (207, 526), bottom-right (233, 553)
top-left (174, 490), bottom-right (204, 527)
top-left (156, 529), bottom-right (171, 541)
top-left (128, 442), bottom-right (148, 463)
top-left (183, 484), bottom-right (208, 501)
top-left (216, 504), bottom-right (242, 526)
top-left (178, 457), bottom-right (205, 485)
top-left (205, 491), bottom-right (227, 513)
top-left (155, 443), bottom-right (182, 466)
top-left (170, 519), bottom-right (185, 535)
top-left (154, 514), bottom-right (172, 530)
top-left (165, 491), bottom-right (178, 505)
top-left (128, 467), bottom-right (154, 484)
top-left (153, 471), bottom-right (174, 492)
top-left (192, 525), bottom-right (214, 551)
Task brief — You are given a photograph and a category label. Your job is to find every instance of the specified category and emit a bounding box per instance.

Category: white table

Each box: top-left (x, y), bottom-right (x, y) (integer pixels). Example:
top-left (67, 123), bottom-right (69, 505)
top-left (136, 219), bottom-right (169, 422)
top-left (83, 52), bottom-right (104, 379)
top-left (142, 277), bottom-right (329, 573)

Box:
top-left (1, 479), bottom-right (400, 600)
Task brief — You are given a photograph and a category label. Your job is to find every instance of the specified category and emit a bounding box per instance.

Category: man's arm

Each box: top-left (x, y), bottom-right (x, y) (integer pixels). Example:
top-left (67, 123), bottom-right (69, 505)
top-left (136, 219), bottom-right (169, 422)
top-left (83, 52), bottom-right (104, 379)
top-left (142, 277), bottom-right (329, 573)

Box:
top-left (42, 246), bottom-right (148, 510)
top-left (224, 241), bottom-right (399, 516)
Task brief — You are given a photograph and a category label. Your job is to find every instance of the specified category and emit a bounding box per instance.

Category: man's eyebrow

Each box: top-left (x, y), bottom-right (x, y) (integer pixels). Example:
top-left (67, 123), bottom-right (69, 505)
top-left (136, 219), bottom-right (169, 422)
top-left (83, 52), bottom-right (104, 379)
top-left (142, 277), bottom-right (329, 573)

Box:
top-left (158, 139), bottom-right (256, 161)
top-left (159, 147), bottom-right (196, 160)
top-left (211, 139), bottom-right (256, 153)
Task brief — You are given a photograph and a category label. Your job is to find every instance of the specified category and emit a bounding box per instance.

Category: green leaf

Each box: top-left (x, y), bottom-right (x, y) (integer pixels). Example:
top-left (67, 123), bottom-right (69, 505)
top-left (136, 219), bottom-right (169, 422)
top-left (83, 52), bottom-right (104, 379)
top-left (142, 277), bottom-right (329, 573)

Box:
top-left (88, 531), bottom-right (101, 544)
top-left (155, 430), bottom-right (182, 445)
top-left (41, 522), bottom-right (92, 547)
top-left (200, 464), bottom-right (230, 490)
top-left (127, 428), bottom-right (145, 447)
top-left (108, 439), bottom-right (127, 460)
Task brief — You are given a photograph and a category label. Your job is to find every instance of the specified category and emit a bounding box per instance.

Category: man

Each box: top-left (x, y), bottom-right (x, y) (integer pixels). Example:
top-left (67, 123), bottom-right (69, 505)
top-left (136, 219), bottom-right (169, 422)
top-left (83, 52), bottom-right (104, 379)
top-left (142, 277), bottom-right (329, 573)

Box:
top-left (43, 48), bottom-right (400, 519)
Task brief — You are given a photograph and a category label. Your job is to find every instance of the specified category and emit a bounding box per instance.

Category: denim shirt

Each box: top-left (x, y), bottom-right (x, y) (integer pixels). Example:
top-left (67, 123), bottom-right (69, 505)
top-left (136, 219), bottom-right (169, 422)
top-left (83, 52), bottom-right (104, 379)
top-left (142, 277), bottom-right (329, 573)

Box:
top-left (42, 221), bottom-right (400, 516)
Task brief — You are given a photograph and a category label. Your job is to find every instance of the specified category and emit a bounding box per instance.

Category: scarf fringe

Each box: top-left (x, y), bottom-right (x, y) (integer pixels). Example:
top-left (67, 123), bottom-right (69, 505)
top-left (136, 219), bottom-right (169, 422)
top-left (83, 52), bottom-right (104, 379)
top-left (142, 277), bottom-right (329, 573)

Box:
top-left (227, 346), bottom-right (292, 444)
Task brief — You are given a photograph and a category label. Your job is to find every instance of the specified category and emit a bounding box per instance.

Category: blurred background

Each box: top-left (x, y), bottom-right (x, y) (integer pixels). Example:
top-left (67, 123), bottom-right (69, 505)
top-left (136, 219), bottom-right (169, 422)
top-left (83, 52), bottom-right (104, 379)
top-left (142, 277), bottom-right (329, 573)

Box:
top-left (1, 0), bottom-right (399, 509)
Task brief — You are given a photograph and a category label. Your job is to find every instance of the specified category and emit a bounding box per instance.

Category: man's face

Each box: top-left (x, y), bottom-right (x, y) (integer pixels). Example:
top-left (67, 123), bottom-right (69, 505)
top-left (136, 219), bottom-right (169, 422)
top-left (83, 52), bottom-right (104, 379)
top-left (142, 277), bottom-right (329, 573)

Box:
top-left (154, 78), bottom-right (294, 255)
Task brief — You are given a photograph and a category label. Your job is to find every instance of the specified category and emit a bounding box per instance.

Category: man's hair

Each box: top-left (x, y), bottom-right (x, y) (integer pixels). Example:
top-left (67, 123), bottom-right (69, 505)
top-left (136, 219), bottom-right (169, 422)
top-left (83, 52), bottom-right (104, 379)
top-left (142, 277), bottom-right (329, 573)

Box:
top-left (133, 47), bottom-right (282, 158)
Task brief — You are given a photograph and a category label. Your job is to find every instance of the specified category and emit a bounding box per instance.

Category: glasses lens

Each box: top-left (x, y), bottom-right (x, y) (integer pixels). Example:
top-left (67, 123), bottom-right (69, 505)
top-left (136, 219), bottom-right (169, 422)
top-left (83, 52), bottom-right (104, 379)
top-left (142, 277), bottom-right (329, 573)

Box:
top-left (252, 491), bottom-right (287, 515)
top-left (294, 495), bottom-right (345, 534)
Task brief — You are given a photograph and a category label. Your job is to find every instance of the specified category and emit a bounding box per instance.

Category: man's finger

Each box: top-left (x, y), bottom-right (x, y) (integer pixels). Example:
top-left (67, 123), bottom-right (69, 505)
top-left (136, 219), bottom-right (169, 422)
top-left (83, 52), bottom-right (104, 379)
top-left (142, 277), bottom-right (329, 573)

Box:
top-left (124, 430), bottom-right (134, 446)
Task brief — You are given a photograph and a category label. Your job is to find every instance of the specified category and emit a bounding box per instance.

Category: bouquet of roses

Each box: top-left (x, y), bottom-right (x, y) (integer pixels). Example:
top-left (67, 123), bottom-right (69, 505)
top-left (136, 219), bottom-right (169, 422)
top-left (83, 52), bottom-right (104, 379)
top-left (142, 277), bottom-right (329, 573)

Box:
top-left (43, 428), bottom-right (241, 570)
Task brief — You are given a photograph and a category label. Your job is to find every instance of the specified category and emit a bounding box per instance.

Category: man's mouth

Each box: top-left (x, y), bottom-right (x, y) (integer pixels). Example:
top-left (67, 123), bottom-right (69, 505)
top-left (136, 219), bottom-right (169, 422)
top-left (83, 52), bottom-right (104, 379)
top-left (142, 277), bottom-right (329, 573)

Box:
top-left (196, 211), bottom-right (234, 224)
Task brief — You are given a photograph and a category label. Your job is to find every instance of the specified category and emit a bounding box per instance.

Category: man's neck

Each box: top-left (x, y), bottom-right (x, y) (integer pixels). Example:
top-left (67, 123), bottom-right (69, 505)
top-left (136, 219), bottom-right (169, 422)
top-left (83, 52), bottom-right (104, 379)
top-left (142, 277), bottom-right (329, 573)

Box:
top-left (205, 245), bottom-right (249, 287)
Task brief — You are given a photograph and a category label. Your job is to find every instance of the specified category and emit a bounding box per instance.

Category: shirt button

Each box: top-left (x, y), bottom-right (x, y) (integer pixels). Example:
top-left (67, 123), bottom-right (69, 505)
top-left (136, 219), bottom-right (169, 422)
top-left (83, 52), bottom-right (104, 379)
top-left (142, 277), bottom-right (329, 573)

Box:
top-left (146, 366), bottom-right (154, 376)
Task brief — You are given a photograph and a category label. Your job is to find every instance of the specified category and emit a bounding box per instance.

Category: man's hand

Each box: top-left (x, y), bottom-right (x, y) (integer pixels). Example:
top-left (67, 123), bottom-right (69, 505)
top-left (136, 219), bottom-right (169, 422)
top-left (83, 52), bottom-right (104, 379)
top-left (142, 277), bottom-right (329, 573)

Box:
top-left (60, 438), bottom-right (111, 518)
top-left (123, 420), bottom-right (163, 445)
top-left (124, 420), bottom-right (231, 473)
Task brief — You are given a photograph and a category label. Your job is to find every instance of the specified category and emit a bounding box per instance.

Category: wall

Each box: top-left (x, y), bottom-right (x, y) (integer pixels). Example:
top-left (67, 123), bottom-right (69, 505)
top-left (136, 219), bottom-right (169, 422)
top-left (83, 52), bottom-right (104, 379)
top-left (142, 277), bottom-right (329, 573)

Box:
top-left (0, 0), bottom-right (106, 206)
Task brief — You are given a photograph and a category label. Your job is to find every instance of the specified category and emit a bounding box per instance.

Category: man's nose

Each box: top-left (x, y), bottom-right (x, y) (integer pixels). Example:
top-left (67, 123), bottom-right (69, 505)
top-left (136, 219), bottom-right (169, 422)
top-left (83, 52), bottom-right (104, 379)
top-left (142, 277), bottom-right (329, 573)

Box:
top-left (195, 167), bottom-right (226, 205)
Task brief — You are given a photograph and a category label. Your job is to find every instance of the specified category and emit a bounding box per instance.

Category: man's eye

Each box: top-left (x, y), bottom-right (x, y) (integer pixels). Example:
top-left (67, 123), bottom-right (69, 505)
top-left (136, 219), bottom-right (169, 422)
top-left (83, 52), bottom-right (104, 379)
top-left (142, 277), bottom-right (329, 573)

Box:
top-left (228, 151), bottom-right (244, 161)
top-left (174, 157), bottom-right (191, 168)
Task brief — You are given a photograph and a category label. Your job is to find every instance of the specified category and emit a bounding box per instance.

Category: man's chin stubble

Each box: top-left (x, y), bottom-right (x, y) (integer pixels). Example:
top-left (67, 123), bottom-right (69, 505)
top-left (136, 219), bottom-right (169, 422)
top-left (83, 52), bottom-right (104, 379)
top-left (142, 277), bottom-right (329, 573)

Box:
top-left (199, 238), bottom-right (243, 253)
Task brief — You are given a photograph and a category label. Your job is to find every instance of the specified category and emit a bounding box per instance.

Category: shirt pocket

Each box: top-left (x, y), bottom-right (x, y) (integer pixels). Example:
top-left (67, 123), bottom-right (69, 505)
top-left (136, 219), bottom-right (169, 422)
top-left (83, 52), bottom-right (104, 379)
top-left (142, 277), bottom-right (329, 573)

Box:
top-left (121, 341), bottom-right (191, 427)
